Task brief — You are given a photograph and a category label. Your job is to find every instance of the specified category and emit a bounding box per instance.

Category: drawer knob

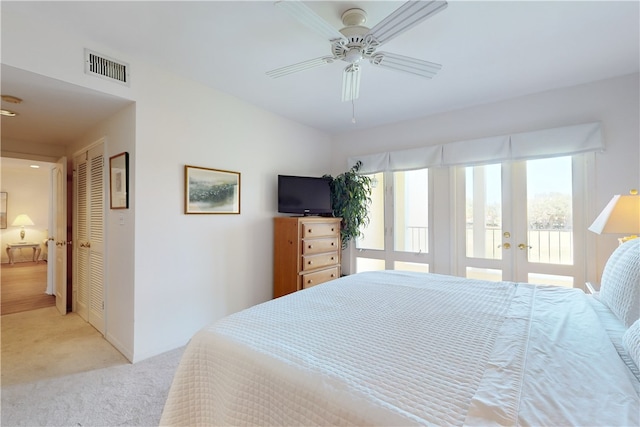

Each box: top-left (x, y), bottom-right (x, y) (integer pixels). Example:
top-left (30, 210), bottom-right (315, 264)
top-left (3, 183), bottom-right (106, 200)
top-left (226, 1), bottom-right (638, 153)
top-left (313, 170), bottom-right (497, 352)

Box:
top-left (330, 257), bottom-right (335, 260)
top-left (308, 261), bottom-right (313, 265)
top-left (331, 274), bottom-right (335, 278)
top-left (307, 229), bottom-right (312, 233)
top-left (307, 279), bottom-right (313, 284)
top-left (308, 245), bottom-right (313, 249)
top-left (331, 242), bottom-right (335, 246)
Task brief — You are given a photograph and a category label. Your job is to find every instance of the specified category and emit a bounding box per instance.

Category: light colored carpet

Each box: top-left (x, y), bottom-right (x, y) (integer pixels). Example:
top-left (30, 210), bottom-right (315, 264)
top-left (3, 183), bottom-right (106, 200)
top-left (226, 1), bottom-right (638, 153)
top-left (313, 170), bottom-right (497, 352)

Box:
top-left (2, 307), bottom-right (130, 386)
top-left (1, 307), bottom-right (185, 426)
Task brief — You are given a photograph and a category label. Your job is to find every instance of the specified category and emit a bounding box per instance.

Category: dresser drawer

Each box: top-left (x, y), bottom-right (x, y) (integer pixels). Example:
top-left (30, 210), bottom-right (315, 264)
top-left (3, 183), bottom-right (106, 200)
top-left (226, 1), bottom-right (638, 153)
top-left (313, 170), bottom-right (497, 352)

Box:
top-left (301, 252), bottom-right (339, 271)
top-left (302, 266), bottom-right (339, 289)
top-left (302, 237), bottom-right (339, 255)
top-left (301, 221), bottom-right (339, 238)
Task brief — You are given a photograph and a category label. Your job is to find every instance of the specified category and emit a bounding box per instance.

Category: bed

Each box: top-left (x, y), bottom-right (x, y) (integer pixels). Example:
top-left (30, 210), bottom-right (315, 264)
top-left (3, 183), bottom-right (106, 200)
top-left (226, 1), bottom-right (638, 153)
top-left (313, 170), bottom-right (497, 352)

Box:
top-left (160, 239), bottom-right (640, 426)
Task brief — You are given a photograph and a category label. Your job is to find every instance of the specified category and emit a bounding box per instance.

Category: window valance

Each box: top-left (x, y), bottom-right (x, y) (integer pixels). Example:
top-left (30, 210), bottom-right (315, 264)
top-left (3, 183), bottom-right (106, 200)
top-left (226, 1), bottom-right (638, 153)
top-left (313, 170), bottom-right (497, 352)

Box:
top-left (348, 122), bottom-right (603, 172)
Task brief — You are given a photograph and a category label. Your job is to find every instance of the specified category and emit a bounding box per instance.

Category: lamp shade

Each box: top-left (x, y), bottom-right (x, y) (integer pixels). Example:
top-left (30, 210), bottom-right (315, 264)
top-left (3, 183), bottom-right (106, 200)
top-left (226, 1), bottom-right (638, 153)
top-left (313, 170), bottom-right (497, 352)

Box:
top-left (588, 192), bottom-right (640, 235)
top-left (11, 213), bottom-right (34, 227)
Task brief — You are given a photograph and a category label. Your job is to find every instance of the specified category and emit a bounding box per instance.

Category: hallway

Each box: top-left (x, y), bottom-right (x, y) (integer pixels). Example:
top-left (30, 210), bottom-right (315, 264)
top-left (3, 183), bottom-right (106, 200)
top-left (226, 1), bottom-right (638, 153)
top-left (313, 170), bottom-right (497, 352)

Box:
top-left (1, 262), bottom-right (53, 315)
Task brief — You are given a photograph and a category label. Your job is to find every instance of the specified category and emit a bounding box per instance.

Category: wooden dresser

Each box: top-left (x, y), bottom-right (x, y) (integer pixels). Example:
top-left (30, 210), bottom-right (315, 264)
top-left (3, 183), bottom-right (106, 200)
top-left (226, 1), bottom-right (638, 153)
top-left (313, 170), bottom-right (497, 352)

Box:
top-left (273, 216), bottom-right (341, 298)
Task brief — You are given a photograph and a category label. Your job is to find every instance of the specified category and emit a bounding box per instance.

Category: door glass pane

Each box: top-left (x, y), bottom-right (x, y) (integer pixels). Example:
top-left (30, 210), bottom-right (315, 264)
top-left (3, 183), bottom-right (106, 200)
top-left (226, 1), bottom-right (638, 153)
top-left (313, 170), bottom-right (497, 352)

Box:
top-left (465, 164), bottom-right (502, 259)
top-left (394, 169), bottom-right (428, 253)
top-left (356, 257), bottom-right (385, 272)
top-left (466, 267), bottom-right (502, 282)
top-left (356, 173), bottom-right (384, 250)
top-left (526, 157), bottom-right (573, 265)
top-left (394, 261), bottom-right (429, 273)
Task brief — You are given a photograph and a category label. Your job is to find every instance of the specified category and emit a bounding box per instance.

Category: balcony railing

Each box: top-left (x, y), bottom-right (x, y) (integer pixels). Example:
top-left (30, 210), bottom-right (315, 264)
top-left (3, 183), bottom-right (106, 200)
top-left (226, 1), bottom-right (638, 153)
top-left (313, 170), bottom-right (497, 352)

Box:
top-left (465, 226), bottom-right (573, 264)
top-left (405, 225), bottom-right (574, 265)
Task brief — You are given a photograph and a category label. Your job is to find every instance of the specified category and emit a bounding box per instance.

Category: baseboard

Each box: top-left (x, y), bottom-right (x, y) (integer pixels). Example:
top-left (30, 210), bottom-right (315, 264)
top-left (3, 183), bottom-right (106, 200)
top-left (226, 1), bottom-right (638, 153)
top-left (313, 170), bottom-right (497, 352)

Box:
top-left (105, 332), bottom-right (134, 363)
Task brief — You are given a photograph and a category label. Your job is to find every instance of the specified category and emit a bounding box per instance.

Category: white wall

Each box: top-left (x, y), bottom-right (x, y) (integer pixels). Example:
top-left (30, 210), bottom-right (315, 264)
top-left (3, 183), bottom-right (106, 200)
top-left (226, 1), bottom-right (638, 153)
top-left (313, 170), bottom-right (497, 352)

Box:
top-left (2, 5), bottom-right (333, 362)
top-left (131, 63), bottom-right (332, 361)
top-left (331, 73), bottom-right (640, 281)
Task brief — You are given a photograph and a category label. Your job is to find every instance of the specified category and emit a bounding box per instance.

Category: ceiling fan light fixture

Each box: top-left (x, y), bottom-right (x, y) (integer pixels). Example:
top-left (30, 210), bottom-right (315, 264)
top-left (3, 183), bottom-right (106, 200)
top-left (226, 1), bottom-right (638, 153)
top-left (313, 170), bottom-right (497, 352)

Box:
top-left (345, 48), bottom-right (364, 64)
top-left (342, 64), bottom-right (361, 102)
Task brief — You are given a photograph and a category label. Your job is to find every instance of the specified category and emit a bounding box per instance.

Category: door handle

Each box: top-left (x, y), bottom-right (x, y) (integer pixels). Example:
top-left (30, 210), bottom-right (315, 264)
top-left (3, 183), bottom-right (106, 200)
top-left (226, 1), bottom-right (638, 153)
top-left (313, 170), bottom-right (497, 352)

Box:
top-left (518, 243), bottom-right (532, 250)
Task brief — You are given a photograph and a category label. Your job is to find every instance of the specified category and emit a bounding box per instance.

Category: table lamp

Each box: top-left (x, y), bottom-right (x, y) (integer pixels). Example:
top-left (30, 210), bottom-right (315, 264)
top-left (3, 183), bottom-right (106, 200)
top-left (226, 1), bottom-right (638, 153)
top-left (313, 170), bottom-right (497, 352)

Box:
top-left (588, 189), bottom-right (640, 245)
top-left (11, 213), bottom-right (34, 241)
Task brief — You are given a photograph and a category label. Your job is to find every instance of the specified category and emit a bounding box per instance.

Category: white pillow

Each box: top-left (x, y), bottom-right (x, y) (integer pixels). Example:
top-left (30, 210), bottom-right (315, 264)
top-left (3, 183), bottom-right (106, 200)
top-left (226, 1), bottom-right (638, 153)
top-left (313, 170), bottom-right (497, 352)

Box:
top-left (598, 238), bottom-right (640, 328)
top-left (623, 319), bottom-right (640, 370)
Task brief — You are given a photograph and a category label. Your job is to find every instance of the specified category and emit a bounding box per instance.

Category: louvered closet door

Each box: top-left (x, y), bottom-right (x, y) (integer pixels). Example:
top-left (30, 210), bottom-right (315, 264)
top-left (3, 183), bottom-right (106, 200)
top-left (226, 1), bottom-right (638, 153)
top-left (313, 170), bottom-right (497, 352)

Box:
top-left (75, 156), bottom-right (89, 321)
top-left (88, 151), bottom-right (105, 333)
top-left (74, 143), bottom-right (105, 334)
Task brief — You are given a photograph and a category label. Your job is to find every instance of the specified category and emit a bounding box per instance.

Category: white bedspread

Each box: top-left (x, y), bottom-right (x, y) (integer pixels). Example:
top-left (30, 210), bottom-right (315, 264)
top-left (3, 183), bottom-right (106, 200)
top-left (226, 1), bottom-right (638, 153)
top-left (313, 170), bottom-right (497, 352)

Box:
top-left (160, 271), bottom-right (640, 426)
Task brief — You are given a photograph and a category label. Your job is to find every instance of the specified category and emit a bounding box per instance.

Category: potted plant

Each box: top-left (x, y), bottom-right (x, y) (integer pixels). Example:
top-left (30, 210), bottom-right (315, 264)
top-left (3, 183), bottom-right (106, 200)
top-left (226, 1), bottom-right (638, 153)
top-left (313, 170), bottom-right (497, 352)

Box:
top-left (324, 161), bottom-right (373, 249)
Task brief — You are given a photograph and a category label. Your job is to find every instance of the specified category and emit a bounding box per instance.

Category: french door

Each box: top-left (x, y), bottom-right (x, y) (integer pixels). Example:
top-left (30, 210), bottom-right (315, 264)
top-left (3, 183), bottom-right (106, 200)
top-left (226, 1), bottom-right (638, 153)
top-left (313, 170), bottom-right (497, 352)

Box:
top-left (52, 157), bottom-right (67, 315)
top-left (455, 155), bottom-right (587, 287)
top-left (355, 168), bottom-right (433, 273)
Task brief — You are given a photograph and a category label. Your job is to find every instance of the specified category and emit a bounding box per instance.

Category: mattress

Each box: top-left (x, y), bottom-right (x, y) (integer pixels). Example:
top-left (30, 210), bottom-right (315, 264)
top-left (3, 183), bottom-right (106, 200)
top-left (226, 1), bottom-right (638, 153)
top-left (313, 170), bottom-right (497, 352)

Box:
top-left (160, 270), bottom-right (640, 426)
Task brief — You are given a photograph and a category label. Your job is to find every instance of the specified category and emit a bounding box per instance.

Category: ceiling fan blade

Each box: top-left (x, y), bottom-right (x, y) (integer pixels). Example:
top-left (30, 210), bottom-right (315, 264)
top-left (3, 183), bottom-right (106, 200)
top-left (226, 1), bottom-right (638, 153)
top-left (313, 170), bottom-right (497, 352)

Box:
top-left (366, 1), bottom-right (448, 47)
top-left (266, 57), bottom-right (335, 78)
top-left (275, 1), bottom-right (346, 42)
top-left (370, 52), bottom-right (442, 78)
top-left (342, 64), bottom-right (361, 102)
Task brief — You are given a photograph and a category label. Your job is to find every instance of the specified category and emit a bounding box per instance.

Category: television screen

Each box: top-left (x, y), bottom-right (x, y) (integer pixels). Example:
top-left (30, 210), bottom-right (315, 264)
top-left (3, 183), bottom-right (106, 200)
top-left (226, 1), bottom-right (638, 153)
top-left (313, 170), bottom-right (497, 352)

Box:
top-left (278, 175), bottom-right (332, 215)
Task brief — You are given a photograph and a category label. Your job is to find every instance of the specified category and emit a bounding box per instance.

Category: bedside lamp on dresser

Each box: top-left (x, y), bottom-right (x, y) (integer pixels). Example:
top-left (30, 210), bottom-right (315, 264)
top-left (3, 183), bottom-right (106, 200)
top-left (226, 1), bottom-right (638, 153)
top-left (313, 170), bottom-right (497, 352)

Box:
top-left (586, 189), bottom-right (640, 293)
top-left (588, 189), bottom-right (640, 245)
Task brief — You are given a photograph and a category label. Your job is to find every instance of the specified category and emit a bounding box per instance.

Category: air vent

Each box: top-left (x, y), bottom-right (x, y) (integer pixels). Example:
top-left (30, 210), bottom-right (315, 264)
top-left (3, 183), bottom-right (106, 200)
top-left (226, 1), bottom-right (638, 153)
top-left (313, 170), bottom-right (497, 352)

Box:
top-left (84, 49), bottom-right (130, 86)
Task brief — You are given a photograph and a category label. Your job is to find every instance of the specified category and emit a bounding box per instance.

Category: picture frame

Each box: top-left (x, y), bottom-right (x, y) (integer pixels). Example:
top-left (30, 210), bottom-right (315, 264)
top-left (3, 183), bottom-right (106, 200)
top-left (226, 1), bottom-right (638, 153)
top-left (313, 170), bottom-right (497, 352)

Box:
top-left (109, 152), bottom-right (129, 209)
top-left (185, 165), bottom-right (240, 214)
top-left (0, 192), bottom-right (7, 229)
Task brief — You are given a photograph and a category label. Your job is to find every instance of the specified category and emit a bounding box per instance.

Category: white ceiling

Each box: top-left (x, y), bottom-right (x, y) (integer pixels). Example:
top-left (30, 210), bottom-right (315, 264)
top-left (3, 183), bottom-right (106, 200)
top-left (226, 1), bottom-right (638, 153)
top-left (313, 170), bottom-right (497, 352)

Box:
top-left (1, 1), bottom-right (639, 146)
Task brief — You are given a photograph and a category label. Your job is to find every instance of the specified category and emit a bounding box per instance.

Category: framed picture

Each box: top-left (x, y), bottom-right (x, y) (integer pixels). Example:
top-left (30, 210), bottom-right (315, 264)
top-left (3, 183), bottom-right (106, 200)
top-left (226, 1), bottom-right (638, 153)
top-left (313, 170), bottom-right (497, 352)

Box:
top-left (185, 165), bottom-right (240, 214)
top-left (109, 152), bottom-right (129, 209)
top-left (0, 192), bottom-right (6, 229)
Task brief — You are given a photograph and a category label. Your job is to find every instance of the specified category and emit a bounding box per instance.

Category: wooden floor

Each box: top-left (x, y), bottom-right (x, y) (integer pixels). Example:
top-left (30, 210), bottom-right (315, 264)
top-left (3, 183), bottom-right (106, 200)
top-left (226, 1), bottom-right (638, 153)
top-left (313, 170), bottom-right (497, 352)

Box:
top-left (1, 262), bottom-right (54, 315)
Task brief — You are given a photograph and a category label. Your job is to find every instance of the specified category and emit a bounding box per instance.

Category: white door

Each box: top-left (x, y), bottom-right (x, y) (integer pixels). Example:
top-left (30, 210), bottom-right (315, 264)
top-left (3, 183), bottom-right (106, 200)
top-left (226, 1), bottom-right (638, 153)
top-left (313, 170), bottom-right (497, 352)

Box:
top-left (53, 157), bottom-right (67, 315)
top-left (456, 155), bottom-right (587, 287)
top-left (74, 143), bottom-right (106, 333)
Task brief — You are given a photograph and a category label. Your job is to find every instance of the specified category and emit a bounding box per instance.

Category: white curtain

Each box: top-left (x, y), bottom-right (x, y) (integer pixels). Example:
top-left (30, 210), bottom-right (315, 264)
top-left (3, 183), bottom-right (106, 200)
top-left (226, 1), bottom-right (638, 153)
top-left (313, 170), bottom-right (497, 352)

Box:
top-left (348, 122), bottom-right (604, 172)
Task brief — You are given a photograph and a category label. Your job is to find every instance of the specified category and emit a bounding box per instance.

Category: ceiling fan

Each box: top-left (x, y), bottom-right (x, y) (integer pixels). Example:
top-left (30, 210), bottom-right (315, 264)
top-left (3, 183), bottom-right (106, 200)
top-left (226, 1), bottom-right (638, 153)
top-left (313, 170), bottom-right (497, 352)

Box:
top-left (266, 0), bottom-right (448, 103)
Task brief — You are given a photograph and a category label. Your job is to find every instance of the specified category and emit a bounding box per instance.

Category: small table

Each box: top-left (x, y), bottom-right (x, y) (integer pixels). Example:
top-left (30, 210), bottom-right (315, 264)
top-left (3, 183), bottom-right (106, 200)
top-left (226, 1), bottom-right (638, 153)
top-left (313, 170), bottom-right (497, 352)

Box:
top-left (6, 242), bottom-right (42, 265)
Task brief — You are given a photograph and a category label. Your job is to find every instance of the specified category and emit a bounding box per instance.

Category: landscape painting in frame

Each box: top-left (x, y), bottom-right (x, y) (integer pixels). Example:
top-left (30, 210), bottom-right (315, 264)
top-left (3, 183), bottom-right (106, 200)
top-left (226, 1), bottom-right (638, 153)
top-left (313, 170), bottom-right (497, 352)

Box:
top-left (185, 165), bottom-right (240, 214)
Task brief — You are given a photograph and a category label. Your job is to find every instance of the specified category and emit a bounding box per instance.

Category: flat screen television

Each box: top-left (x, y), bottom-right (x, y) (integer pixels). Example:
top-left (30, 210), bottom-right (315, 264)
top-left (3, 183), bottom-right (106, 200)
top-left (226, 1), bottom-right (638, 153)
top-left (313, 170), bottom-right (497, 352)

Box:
top-left (278, 175), bottom-right (333, 215)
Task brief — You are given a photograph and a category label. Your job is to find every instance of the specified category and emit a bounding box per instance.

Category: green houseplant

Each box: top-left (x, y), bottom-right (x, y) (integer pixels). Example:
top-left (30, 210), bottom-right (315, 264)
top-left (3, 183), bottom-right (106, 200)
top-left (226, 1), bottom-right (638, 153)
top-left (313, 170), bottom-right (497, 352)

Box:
top-left (324, 161), bottom-right (373, 249)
